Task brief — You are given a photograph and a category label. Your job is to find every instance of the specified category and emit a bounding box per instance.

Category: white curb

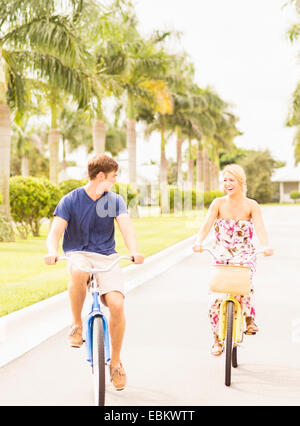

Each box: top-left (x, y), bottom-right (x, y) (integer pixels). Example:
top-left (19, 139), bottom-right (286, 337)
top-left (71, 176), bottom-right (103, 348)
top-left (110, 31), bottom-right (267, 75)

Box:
top-left (0, 235), bottom-right (196, 368)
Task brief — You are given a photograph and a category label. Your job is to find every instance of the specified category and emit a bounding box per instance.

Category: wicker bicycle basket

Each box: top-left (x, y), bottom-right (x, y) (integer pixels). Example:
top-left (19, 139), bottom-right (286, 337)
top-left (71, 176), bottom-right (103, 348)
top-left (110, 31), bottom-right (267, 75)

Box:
top-left (209, 264), bottom-right (251, 295)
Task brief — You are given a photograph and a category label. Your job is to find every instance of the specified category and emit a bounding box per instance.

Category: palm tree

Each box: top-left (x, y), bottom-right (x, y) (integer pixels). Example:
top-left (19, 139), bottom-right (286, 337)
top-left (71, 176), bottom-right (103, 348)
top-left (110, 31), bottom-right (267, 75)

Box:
top-left (0, 0), bottom-right (96, 211)
top-left (102, 3), bottom-right (171, 185)
top-left (57, 105), bottom-right (92, 178)
top-left (0, 57), bottom-right (11, 216)
top-left (286, 82), bottom-right (300, 165)
top-left (285, 4), bottom-right (300, 164)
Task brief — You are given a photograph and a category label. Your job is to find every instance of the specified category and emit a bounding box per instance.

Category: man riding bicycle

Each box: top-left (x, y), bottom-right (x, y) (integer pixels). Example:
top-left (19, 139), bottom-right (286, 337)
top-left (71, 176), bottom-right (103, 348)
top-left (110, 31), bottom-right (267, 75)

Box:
top-left (44, 154), bottom-right (144, 391)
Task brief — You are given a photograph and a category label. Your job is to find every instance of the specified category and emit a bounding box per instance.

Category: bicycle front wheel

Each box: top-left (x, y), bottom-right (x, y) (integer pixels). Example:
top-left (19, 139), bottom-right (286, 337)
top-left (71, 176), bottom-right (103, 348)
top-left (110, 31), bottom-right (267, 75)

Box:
top-left (225, 301), bottom-right (234, 386)
top-left (92, 316), bottom-right (105, 406)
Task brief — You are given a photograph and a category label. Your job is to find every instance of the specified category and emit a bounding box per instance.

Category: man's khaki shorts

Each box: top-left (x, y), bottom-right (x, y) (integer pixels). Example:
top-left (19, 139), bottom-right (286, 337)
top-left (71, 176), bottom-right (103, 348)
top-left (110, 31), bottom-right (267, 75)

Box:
top-left (66, 251), bottom-right (125, 305)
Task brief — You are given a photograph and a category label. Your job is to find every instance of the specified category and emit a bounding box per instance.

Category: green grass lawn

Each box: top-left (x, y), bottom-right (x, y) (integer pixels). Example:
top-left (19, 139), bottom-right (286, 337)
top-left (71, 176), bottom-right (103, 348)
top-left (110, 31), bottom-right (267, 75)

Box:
top-left (0, 212), bottom-right (203, 317)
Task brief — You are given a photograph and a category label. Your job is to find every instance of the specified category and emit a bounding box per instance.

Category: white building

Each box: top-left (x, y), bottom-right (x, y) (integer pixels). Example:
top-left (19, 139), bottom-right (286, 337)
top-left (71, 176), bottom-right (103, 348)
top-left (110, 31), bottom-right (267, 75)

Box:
top-left (271, 164), bottom-right (300, 203)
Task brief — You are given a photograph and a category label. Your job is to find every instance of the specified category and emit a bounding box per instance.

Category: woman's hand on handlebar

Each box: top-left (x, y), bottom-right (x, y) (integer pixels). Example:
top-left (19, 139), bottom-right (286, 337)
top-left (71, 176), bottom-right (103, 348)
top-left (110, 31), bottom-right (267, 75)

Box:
top-left (193, 244), bottom-right (203, 253)
top-left (263, 247), bottom-right (274, 256)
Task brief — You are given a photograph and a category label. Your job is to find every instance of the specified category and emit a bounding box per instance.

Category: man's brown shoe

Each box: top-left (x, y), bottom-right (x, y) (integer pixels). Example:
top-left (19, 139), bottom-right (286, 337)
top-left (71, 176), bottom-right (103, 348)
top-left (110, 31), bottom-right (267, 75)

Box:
top-left (110, 363), bottom-right (126, 391)
top-left (69, 325), bottom-right (83, 348)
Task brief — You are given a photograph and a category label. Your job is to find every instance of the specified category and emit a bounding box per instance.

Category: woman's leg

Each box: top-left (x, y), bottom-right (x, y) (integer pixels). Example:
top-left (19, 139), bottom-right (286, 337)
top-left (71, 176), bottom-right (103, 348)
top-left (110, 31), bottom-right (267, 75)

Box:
top-left (208, 296), bottom-right (224, 356)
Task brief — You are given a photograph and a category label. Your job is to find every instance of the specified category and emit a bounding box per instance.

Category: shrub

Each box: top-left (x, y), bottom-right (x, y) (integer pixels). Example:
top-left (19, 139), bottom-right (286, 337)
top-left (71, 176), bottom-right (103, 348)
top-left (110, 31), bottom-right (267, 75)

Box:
top-left (158, 186), bottom-right (224, 211)
top-left (204, 190), bottom-right (225, 207)
top-left (10, 176), bottom-right (51, 238)
top-left (58, 178), bottom-right (88, 196)
top-left (290, 190), bottom-right (300, 202)
top-left (0, 213), bottom-right (15, 242)
top-left (112, 182), bottom-right (138, 208)
top-left (40, 178), bottom-right (63, 219)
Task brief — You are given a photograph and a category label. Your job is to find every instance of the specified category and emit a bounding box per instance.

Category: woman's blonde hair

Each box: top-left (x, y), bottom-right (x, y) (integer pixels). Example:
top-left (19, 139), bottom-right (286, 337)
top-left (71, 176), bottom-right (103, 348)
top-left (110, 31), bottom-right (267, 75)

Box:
top-left (222, 164), bottom-right (247, 195)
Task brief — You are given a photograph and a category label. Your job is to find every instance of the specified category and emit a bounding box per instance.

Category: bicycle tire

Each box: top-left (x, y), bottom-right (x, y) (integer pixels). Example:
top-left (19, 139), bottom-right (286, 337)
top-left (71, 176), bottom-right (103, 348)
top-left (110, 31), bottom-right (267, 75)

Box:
top-left (232, 346), bottom-right (238, 368)
top-left (92, 316), bottom-right (105, 406)
top-left (225, 301), bottom-right (234, 386)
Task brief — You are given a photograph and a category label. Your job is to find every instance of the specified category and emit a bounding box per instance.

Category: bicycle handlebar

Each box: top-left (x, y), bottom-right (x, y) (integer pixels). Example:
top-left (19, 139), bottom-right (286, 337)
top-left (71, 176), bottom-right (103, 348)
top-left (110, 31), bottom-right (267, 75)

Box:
top-left (198, 247), bottom-right (264, 262)
top-left (58, 255), bottom-right (133, 273)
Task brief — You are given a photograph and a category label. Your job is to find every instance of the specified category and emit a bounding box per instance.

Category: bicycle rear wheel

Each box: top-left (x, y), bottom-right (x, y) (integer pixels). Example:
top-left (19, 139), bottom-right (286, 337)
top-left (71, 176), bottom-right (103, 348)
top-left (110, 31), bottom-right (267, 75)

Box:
top-left (225, 301), bottom-right (234, 386)
top-left (92, 316), bottom-right (105, 406)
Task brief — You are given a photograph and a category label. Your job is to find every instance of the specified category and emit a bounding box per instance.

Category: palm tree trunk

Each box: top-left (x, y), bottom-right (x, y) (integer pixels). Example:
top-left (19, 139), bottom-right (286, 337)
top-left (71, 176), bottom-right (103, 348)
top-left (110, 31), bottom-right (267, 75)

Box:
top-left (126, 95), bottom-right (137, 185)
top-left (0, 104), bottom-right (11, 217)
top-left (60, 137), bottom-right (68, 181)
top-left (21, 156), bottom-right (29, 176)
top-left (49, 99), bottom-right (60, 185)
top-left (126, 95), bottom-right (139, 217)
top-left (196, 140), bottom-right (203, 185)
top-left (187, 138), bottom-right (194, 188)
top-left (126, 118), bottom-right (138, 217)
top-left (160, 127), bottom-right (169, 214)
top-left (92, 119), bottom-right (105, 154)
top-left (127, 118), bottom-right (137, 185)
top-left (49, 128), bottom-right (60, 184)
top-left (203, 148), bottom-right (210, 192)
top-left (176, 127), bottom-right (183, 188)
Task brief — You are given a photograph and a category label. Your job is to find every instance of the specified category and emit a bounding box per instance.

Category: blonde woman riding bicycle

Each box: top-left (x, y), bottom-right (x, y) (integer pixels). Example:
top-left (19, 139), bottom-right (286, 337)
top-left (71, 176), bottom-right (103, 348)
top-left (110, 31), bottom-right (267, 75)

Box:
top-left (193, 164), bottom-right (273, 356)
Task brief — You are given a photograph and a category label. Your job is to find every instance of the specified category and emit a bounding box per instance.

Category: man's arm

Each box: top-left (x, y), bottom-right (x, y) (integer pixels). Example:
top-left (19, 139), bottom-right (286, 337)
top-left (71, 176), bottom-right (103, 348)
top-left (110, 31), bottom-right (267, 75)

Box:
top-left (115, 214), bottom-right (144, 264)
top-left (44, 216), bottom-right (68, 265)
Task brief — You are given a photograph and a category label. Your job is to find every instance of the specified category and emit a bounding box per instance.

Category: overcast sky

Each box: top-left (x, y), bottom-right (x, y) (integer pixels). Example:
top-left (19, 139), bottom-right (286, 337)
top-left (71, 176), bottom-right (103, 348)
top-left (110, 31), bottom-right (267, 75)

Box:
top-left (134, 0), bottom-right (299, 166)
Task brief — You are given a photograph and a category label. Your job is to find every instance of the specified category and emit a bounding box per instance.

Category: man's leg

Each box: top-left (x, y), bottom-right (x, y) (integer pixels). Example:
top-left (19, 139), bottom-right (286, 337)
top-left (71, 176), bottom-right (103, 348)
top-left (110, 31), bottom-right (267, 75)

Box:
top-left (68, 267), bottom-right (89, 346)
top-left (103, 291), bottom-right (126, 390)
top-left (103, 291), bottom-right (125, 366)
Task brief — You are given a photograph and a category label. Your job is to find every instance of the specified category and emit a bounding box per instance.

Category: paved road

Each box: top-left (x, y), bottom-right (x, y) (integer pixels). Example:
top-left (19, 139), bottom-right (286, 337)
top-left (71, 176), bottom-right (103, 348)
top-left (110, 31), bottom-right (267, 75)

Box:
top-left (0, 205), bottom-right (299, 406)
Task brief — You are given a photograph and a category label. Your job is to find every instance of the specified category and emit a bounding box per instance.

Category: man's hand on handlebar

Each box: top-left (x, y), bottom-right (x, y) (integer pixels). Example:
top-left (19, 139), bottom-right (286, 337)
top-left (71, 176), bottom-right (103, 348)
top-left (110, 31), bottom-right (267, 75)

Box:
top-left (131, 253), bottom-right (145, 264)
top-left (44, 253), bottom-right (58, 265)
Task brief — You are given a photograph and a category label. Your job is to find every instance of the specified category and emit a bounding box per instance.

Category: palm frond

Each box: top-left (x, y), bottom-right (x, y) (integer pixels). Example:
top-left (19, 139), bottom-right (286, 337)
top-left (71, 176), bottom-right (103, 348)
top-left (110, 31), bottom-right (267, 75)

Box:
top-left (2, 14), bottom-right (92, 70)
top-left (13, 50), bottom-right (93, 108)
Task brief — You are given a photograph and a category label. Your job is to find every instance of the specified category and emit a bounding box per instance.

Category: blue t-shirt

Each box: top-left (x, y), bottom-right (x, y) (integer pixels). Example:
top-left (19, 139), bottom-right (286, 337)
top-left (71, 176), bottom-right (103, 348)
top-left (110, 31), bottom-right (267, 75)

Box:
top-left (54, 187), bottom-right (127, 255)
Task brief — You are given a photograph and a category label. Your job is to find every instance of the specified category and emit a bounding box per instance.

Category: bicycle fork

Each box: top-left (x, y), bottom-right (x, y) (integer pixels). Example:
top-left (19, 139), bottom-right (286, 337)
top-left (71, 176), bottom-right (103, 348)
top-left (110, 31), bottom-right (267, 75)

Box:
top-left (86, 291), bottom-right (111, 367)
top-left (218, 296), bottom-right (243, 346)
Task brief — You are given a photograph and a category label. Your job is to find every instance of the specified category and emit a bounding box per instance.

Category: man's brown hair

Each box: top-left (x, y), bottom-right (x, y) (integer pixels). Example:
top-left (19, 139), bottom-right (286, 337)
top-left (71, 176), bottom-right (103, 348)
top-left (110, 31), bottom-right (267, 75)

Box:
top-left (88, 154), bottom-right (119, 180)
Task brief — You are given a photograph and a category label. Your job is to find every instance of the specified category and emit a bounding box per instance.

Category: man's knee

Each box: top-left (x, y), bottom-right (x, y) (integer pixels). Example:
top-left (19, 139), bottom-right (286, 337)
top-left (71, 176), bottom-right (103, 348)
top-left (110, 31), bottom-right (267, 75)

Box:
top-left (105, 292), bottom-right (124, 317)
top-left (69, 267), bottom-right (89, 285)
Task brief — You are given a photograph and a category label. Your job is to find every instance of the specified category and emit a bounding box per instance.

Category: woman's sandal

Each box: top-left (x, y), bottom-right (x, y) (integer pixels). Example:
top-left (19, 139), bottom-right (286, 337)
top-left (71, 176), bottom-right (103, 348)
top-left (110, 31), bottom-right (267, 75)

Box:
top-left (211, 342), bottom-right (224, 357)
top-left (245, 318), bottom-right (259, 335)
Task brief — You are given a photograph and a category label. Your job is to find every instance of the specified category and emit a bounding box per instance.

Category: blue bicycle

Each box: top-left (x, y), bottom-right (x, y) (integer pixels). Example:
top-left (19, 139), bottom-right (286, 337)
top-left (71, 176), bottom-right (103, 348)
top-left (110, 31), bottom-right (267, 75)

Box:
top-left (59, 255), bottom-right (132, 406)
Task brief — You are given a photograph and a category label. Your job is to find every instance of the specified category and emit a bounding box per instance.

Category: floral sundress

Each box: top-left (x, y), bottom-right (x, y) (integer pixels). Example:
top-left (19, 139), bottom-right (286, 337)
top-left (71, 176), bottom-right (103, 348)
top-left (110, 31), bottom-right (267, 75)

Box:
top-left (208, 218), bottom-right (257, 336)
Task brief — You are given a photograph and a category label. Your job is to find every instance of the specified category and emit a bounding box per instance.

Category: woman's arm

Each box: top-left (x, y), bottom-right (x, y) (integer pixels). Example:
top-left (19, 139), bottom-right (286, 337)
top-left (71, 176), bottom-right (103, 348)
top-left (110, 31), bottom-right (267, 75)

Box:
top-left (193, 198), bottom-right (220, 251)
top-left (251, 200), bottom-right (273, 256)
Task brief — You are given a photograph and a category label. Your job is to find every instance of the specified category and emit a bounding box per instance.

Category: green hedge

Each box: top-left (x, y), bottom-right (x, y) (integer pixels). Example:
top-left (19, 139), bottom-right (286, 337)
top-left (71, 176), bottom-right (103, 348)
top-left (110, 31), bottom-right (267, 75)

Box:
top-left (290, 190), bottom-right (300, 202)
top-left (158, 186), bottom-right (224, 211)
top-left (58, 178), bottom-right (88, 196)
